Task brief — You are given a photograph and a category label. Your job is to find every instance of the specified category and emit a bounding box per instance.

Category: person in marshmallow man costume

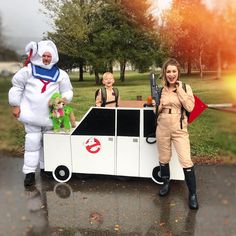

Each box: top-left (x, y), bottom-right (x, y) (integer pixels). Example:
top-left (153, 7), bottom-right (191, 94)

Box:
top-left (8, 40), bottom-right (73, 187)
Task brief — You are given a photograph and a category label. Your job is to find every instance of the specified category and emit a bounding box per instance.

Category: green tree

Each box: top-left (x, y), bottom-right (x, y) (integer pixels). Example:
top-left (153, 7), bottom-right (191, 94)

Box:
top-left (40, 0), bottom-right (159, 83)
top-left (113, 0), bottom-right (158, 80)
top-left (41, 0), bottom-right (89, 81)
top-left (0, 14), bottom-right (18, 61)
top-left (212, 4), bottom-right (236, 78)
top-left (223, 5), bottom-right (236, 66)
top-left (0, 14), bottom-right (4, 57)
top-left (0, 14), bottom-right (3, 47)
top-left (195, 0), bottom-right (236, 78)
top-left (161, 0), bottom-right (213, 76)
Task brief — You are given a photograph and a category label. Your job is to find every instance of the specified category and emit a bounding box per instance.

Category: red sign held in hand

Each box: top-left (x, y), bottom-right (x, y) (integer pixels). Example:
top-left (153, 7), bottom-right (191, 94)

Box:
top-left (188, 95), bottom-right (208, 124)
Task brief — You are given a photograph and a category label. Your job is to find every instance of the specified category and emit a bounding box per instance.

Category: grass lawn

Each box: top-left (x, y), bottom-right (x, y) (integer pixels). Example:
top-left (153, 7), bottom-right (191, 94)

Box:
top-left (0, 71), bottom-right (236, 164)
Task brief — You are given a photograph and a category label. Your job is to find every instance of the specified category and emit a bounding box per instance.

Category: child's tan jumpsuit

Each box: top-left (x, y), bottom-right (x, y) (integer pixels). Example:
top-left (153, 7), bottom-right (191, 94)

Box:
top-left (156, 84), bottom-right (195, 168)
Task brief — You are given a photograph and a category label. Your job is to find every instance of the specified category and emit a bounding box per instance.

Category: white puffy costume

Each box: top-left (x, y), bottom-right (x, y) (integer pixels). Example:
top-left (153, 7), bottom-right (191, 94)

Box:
top-left (8, 40), bottom-right (73, 174)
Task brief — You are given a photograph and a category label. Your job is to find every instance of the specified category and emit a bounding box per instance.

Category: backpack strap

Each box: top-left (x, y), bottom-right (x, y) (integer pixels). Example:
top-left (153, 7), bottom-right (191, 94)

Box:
top-left (102, 87), bottom-right (119, 107)
top-left (156, 87), bottom-right (164, 117)
top-left (96, 87), bottom-right (119, 107)
top-left (146, 87), bottom-right (163, 144)
top-left (180, 83), bottom-right (190, 129)
top-left (113, 87), bottom-right (119, 107)
top-left (100, 87), bottom-right (107, 107)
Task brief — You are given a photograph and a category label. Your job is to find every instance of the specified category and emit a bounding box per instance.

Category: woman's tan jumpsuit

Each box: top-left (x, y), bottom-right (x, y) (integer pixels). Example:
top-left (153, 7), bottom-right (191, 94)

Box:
top-left (156, 84), bottom-right (195, 168)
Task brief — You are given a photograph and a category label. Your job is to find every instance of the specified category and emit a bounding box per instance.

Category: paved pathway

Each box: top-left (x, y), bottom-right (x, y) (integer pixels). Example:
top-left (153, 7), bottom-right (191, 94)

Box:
top-left (0, 156), bottom-right (236, 236)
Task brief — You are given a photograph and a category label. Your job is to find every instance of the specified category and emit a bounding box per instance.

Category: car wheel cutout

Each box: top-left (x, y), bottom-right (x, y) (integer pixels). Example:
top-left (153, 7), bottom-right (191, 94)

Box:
top-left (53, 165), bottom-right (71, 183)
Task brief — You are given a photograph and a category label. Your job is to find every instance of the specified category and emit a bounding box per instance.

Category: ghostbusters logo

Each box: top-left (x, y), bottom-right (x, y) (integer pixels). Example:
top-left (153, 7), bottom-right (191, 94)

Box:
top-left (85, 137), bottom-right (101, 154)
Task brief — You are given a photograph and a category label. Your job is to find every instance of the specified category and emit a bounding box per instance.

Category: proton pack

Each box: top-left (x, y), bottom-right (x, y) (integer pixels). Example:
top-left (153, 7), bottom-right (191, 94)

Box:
top-left (95, 87), bottom-right (119, 107)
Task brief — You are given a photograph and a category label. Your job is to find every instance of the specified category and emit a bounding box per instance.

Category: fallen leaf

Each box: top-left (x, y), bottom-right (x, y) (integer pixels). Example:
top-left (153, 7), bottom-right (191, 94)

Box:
top-left (221, 199), bottom-right (228, 205)
top-left (160, 222), bottom-right (165, 226)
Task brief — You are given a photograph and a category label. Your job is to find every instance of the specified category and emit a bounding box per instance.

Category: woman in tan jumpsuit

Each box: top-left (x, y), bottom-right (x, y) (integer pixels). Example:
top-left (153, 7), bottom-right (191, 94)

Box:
top-left (156, 58), bottom-right (198, 210)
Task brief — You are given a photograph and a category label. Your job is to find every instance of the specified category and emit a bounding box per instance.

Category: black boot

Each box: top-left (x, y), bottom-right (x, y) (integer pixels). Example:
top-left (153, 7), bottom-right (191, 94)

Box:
top-left (24, 173), bottom-right (35, 187)
top-left (184, 167), bottom-right (199, 210)
top-left (159, 163), bottom-right (170, 197)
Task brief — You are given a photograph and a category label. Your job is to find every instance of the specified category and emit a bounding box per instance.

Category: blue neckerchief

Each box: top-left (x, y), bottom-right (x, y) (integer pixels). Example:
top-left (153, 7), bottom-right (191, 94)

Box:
top-left (31, 64), bottom-right (60, 82)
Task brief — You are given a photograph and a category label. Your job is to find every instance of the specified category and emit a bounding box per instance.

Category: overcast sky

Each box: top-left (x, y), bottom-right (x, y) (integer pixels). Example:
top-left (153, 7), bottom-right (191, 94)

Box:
top-left (0, 0), bottom-right (229, 55)
top-left (0, 0), bottom-right (171, 54)
top-left (0, 0), bottom-right (52, 54)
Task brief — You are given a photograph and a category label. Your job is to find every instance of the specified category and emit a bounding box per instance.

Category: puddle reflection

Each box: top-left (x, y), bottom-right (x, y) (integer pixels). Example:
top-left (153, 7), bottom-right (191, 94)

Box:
top-left (24, 185), bottom-right (48, 235)
top-left (26, 176), bottom-right (198, 235)
top-left (2, 157), bottom-right (236, 235)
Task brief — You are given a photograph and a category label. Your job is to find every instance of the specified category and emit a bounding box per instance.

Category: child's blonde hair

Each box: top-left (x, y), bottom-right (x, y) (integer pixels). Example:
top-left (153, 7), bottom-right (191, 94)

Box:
top-left (102, 72), bottom-right (114, 80)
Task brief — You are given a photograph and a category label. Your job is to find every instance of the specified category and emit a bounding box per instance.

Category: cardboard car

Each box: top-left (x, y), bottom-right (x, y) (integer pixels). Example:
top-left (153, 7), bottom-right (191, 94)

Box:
top-left (43, 107), bottom-right (184, 183)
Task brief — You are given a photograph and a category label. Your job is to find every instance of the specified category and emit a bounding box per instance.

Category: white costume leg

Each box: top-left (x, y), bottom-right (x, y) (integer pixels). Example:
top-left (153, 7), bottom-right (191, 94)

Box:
top-left (39, 126), bottom-right (52, 169)
top-left (23, 124), bottom-right (42, 174)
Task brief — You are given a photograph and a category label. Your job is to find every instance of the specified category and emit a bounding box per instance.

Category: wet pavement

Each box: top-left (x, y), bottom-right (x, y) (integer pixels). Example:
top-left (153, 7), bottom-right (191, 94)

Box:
top-left (0, 156), bottom-right (236, 236)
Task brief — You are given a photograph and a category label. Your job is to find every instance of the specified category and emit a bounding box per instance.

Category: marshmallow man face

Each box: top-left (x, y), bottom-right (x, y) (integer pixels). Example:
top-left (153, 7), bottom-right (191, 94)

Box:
top-left (42, 52), bottom-right (52, 65)
top-left (25, 40), bottom-right (59, 69)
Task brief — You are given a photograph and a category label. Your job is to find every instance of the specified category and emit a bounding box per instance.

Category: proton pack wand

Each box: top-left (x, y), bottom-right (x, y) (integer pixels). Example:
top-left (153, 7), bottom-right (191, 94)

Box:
top-left (150, 73), bottom-right (161, 108)
top-left (146, 73), bottom-right (162, 145)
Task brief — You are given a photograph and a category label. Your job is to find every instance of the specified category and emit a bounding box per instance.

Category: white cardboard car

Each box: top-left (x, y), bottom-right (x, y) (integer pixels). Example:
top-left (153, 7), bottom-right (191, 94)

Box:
top-left (43, 107), bottom-right (184, 183)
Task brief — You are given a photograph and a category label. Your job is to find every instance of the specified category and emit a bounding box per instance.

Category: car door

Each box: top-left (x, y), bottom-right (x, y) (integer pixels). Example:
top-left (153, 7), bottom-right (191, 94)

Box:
top-left (71, 107), bottom-right (116, 175)
top-left (116, 108), bottom-right (140, 177)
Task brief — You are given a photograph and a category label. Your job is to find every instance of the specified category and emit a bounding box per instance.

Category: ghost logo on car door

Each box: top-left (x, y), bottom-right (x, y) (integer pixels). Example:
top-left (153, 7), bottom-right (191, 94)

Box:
top-left (85, 137), bottom-right (101, 154)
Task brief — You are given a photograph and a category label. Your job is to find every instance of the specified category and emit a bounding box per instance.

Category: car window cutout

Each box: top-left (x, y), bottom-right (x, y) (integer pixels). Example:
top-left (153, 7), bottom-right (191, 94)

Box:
top-left (72, 108), bottom-right (115, 136)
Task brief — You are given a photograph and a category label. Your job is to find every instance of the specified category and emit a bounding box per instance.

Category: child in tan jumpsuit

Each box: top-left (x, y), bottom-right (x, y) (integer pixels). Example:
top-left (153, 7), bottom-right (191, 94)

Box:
top-left (95, 72), bottom-right (120, 107)
top-left (156, 58), bottom-right (199, 210)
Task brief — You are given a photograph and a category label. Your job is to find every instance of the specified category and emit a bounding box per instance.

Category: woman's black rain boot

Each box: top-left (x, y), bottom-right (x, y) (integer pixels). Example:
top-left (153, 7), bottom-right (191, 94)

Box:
top-left (184, 167), bottom-right (199, 210)
top-left (159, 163), bottom-right (170, 196)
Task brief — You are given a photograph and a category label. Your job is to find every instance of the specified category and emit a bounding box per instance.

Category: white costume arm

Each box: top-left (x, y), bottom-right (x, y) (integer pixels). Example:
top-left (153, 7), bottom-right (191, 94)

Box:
top-left (25, 41), bottom-right (38, 57)
top-left (59, 70), bottom-right (73, 102)
top-left (8, 67), bottom-right (29, 106)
